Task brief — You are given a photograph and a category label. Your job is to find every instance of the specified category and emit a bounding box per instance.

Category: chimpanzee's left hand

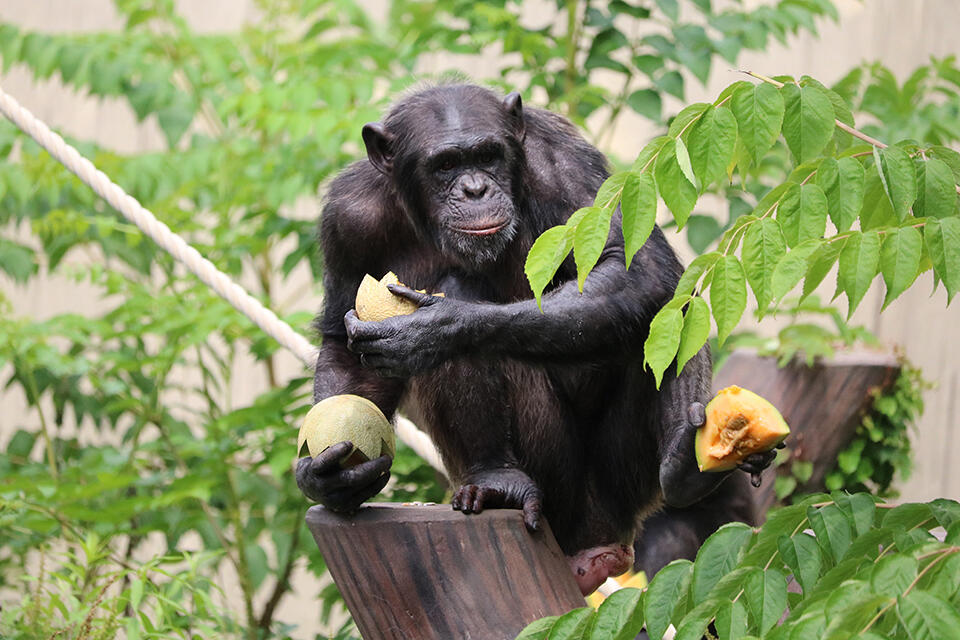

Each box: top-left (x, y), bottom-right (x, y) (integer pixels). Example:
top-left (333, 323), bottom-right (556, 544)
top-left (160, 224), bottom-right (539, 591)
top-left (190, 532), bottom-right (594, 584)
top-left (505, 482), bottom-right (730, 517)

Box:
top-left (687, 402), bottom-right (782, 487)
top-left (344, 285), bottom-right (476, 377)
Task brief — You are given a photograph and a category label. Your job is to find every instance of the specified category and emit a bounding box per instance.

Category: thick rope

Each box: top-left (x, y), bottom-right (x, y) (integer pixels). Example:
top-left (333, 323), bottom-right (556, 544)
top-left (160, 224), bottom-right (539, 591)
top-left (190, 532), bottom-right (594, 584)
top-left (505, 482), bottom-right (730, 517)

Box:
top-left (0, 85), bottom-right (446, 475)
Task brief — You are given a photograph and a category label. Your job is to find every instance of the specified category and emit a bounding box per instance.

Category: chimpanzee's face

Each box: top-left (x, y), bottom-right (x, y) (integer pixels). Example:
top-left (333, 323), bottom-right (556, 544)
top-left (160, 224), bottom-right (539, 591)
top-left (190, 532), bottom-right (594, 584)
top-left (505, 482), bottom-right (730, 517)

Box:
top-left (363, 87), bottom-right (526, 269)
top-left (412, 127), bottom-right (520, 267)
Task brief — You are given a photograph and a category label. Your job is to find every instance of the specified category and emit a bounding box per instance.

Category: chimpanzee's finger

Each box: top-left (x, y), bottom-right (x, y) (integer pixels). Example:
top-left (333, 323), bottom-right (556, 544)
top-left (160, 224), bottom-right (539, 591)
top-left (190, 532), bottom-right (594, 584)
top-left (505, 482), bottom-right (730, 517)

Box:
top-left (324, 470), bottom-right (391, 512)
top-left (522, 490), bottom-right (543, 531)
top-left (311, 441), bottom-right (356, 473)
top-left (738, 449), bottom-right (777, 474)
top-left (386, 284), bottom-right (440, 307)
top-left (325, 454), bottom-right (392, 491)
top-left (344, 309), bottom-right (391, 343)
top-left (687, 402), bottom-right (706, 427)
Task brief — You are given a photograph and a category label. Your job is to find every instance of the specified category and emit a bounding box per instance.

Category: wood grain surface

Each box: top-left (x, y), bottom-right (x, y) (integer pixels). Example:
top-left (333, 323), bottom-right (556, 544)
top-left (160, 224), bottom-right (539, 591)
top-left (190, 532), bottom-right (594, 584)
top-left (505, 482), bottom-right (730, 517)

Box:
top-left (305, 503), bottom-right (585, 640)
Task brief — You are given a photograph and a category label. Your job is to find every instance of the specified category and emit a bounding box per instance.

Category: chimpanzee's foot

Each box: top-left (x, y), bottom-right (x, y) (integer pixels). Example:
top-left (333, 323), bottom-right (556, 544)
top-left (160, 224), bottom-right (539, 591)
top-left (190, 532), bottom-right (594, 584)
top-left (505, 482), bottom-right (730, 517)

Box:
top-left (451, 468), bottom-right (544, 531)
top-left (567, 544), bottom-right (635, 596)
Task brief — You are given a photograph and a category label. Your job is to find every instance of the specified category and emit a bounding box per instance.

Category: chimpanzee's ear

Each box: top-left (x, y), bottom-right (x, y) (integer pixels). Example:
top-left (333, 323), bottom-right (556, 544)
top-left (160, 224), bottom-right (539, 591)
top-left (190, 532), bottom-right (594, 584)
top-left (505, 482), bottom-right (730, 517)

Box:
top-left (362, 122), bottom-right (394, 176)
top-left (503, 92), bottom-right (525, 140)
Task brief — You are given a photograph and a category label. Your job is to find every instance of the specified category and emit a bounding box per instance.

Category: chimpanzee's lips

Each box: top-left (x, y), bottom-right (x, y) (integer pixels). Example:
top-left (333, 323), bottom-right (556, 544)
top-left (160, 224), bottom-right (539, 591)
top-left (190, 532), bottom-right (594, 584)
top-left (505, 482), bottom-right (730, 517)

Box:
top-left (451, 220), bottom-right (509, 236)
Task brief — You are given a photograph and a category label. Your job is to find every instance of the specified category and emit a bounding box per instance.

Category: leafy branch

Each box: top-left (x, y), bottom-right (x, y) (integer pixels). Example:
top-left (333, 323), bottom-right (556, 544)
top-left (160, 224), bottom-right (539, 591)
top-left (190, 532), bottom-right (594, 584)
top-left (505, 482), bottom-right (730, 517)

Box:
top-left (517, 494), bottom-right (960, 640)
top-left (524, 73), bottom-right (960, 387)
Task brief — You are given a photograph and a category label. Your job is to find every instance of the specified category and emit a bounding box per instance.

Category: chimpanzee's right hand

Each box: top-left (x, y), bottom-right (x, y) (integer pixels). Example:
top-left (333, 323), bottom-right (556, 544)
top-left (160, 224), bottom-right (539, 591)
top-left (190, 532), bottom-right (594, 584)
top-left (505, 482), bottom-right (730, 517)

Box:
top-left (296, 441), bottom-right (392, 513)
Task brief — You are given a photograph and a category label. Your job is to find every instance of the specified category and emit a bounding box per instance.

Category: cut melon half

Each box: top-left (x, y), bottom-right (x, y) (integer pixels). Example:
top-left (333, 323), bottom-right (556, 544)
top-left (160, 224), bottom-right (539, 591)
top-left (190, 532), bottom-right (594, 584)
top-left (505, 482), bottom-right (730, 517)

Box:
top-left (695, 386), bottom-right (790, 472)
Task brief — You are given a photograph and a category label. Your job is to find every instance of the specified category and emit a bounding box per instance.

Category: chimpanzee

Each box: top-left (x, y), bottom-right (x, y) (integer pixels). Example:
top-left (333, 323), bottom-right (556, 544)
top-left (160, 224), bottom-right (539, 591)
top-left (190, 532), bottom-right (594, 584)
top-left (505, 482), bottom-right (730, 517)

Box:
top-left (296, 83), bottom-right (773, 595)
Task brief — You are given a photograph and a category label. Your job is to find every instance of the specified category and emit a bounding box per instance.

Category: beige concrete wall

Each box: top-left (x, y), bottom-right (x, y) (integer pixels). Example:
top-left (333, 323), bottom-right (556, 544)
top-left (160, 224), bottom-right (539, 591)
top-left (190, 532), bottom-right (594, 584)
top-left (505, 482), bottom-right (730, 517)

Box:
top-left (0, 0), bottom-right (958, 635)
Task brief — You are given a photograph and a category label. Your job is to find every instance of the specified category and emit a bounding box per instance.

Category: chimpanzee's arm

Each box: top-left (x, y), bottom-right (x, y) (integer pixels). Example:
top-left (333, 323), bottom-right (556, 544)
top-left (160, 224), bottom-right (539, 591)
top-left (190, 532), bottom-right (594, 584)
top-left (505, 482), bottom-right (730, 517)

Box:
top-left (297, 182), bottom-right (406, 511)
top-left (345, 222), bottom-right (680, 374)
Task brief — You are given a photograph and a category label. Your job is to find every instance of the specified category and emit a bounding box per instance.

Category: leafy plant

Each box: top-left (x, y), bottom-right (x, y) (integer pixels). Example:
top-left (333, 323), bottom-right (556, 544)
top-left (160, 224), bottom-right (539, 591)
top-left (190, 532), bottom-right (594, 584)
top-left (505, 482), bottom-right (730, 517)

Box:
top-left (525, 73), bottom-right (960, 387)
top-left (517, 493), bottom-right (960, 640)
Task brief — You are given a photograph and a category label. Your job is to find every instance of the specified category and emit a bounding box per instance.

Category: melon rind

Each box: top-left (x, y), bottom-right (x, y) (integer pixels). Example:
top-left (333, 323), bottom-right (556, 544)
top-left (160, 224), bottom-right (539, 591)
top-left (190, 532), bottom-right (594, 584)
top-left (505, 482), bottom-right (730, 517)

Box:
top-left (695, 386), bottom-right (789, 472)
top-left (355, 272), bottom-right (419, 322)
top-left (297, 394), bottom-right (396, 466)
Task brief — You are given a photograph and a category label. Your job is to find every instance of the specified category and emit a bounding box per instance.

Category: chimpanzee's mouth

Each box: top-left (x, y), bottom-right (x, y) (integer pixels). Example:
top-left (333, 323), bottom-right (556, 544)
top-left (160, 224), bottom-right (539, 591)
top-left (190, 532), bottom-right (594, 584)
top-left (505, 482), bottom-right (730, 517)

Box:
top-left (451, 220), bottom-right (509, 236)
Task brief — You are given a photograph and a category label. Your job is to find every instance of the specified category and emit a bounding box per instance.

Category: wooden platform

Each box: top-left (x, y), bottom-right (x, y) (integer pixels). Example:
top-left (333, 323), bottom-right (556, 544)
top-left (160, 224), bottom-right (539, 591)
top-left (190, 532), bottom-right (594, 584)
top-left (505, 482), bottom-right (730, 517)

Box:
top-left (305, 503), bottom-right (585, 640)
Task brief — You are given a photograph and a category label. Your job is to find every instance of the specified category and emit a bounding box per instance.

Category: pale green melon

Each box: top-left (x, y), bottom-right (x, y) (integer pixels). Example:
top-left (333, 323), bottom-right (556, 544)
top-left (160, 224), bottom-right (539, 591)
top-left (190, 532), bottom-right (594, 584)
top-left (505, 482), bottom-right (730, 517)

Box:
top-left (297, 394), bottom-right (395, 467)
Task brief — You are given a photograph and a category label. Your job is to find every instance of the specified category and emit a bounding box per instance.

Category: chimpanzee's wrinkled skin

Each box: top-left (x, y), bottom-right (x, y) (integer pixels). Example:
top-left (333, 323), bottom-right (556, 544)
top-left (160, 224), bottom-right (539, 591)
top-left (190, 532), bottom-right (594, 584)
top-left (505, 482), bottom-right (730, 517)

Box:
top-left (296, 84), bottom-right (774, 594)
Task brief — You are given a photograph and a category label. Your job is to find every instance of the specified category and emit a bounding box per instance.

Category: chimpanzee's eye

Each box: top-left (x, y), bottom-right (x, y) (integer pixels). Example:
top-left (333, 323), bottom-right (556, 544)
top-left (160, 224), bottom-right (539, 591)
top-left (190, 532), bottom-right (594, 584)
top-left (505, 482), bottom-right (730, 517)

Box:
top-left (479, 150), bottom-right (497, 164)
top-left (439, 157), bottom-right (457, 172)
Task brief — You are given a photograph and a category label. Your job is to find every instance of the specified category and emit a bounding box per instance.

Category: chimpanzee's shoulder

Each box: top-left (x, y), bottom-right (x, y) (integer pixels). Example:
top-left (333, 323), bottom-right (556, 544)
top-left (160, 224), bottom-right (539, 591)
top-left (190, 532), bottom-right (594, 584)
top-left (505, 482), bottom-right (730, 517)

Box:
top-left (320, 160), bottom-right (398, 251)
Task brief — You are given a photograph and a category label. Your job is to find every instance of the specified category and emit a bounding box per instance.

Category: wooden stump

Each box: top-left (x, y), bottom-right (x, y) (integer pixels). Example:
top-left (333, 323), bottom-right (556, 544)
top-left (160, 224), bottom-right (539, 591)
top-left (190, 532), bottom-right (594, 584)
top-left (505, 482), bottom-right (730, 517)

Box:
top-left (305, 503), bottom-right (584, 640)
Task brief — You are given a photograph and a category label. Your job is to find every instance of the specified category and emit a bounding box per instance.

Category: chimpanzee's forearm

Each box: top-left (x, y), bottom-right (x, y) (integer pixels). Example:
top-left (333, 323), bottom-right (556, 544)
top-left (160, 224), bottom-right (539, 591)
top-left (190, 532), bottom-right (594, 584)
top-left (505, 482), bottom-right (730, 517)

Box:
top-left (314, 338), bottom-right (405, 415)
top-left (469, 245), bottom-right (676, 361)
top-left (655, 346), bottom-right (732, 508)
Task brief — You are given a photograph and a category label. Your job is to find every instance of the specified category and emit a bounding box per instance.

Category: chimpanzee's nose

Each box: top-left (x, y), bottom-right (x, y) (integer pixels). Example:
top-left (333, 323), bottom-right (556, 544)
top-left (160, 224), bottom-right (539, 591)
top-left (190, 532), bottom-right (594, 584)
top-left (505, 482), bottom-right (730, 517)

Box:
top-left (462, 175), bottom-right (488, 199)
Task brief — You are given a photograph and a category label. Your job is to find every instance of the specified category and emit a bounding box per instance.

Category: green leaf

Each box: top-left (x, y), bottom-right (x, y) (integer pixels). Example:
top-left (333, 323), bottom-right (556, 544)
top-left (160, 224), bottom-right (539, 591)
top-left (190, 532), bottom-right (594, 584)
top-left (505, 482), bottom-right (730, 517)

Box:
top-left (778, 183), bottom-right (828, 248)
top-left (644, 560), bottom-right (693, 640)
top-left (655, 143), bottom-right (698, 228)
top-left (808, 504), bottom-right (853, 564)
top-left (156, 92), bottom-right (195, 148)
top-left (594, 172), bottom-right (629, 209)
top-left (672, 599), bottom-right (722, 640)
top-left (876, 146), bottom-right (918, 221)
top-left (677, 297), bottom-right (710, 375)
top-left (817, 157), bottom-right (865, 232)
top-left (687, 106), bottom-right (738, 190)
top-left (516, 616), bottom-right (557, 639)
top-left (675, 137), bottom-right (698, 190)
top-left (691, 522), bottom-right (753, 604)
top-left (709, 255), bottom-right (747, 345)
top-left (924, 217), bottom-right (960, 303)
top-left (574, 207), bottom-right (614, 291)
top-left (744, 568), bottom-right (788, 636)
top-left (882, 503), bottom-right (934, 531)
top-left (915, 158), bottom-right (958, 219)
top-left (525, 225), bottom-right (574, 307)
top-left (548, 607), bottom-right (594, 639)
top-left (837, 229), bottom-right (881, 317)
top-left (631, 135), bottom-right (670, 173)
top-left (667, 103), bottom-right (710, 139)
top-left (802, 239), bottom-right (844, 300)
top-left (896, 591), bottom-right (960, 640)
top-left (589, 588), bottom-right (644, 640)
top-left (880, 226), bottom-right (922, 309)
top-left (743, 217), bottom-right (787, 311)
top-left (675, 252), bottom-right (721, 298)
top-left (627, 89), bottom-right (662, 121)
top-left (778, 533), bottom-right (822, 594)
top-left (770, 239), bottom-right (820, 302)
top-left (833, 493), bottom-right (877, 536)
top-left (731, 82), bottom-right (784, 165)
top-left (655, 0), bottom-right (679, 21)
top-left (870, 555), bottom-right (918, 599)
top-left (0, 237), bottom-right (38, 283)
top-left (622, 172), bottom-right (657, 268)
top-left (781, 83), bottom-right (835, 163)
top-left (643, 306), bottom-right (683, 388)
top-left (929, 498), bottom-right (960, 528)
top-left (714, 600), bottom-right (748, 640)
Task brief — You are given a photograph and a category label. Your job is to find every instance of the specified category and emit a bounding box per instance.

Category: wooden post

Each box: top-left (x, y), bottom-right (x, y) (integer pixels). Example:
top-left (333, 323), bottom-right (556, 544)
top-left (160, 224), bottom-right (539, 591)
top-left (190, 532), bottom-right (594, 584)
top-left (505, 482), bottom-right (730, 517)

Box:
top-left (305, 503), bottom-right (584, 640)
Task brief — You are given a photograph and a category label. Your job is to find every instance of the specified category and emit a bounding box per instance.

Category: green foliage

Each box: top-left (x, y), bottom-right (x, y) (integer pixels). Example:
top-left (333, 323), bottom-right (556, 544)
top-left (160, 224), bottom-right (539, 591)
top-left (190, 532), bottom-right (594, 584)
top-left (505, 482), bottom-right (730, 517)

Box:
top-left (0, 1), bottom-right (450, 636)
top-left (526, 71), bottom-right (960, 387)
top-left (516, 494), bottom-right (960, 640)
top-left (823, 363), bottom-right (929, 497)
top-left (432, 0), bottom-right (835, 136)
